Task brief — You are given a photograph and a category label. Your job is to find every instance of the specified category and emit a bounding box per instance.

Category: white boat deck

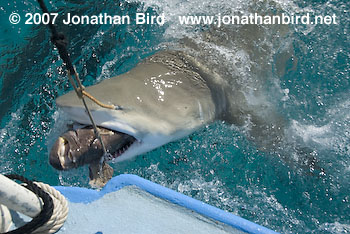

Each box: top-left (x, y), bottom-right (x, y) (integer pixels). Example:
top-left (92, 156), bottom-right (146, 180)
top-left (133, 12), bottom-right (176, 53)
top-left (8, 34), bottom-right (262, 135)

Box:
top-left (57, 185), bottom-right (245, 234)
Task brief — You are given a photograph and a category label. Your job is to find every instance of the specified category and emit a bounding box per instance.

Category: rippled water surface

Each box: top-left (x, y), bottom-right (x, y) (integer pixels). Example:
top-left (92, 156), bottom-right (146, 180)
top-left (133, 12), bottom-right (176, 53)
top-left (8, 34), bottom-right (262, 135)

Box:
top-left (1, 0), bottom-right (349, 233)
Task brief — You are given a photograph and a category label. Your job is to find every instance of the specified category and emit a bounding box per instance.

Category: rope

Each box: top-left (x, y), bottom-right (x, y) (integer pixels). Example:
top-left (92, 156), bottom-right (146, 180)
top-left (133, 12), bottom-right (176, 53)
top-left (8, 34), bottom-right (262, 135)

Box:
top-left (32, 182), bottom-right (69, 234)
top-left (36, 0), bottom-right (74, 74)
top-left (82, 90), bottom-right (122, 110)
top-left (66, 72), bottom-right (117, 110)
top-left (2, 174), bottom-right (68, 234)
top-left (3, 174), bottom-right (53, 234)
top-left (36, 0), bottom-right (118, 173)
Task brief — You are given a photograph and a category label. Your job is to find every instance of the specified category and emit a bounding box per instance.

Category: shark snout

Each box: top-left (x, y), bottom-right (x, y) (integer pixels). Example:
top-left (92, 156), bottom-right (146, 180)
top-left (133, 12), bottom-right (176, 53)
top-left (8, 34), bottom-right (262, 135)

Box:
top-left (49, 126), bottom-right (136, 170)
top-left (50, 128), bottom-right (105, 170)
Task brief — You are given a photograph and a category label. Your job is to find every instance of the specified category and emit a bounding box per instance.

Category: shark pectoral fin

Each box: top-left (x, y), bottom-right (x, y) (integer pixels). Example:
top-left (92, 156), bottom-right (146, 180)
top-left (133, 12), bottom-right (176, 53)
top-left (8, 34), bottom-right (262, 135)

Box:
top-left (88, 162), bottom-right (114, 188)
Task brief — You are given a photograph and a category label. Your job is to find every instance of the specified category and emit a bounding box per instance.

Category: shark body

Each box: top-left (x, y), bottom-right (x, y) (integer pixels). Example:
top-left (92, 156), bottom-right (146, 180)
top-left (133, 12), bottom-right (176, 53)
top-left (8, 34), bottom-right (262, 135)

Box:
top-left (54, 51), bottom-right (221, 163)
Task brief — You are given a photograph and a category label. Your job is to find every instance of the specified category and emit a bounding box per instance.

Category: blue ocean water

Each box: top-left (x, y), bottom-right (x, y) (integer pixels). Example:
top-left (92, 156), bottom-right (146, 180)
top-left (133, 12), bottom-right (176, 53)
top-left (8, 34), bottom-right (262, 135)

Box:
top-left (0, 0), bottom-right (349, 233)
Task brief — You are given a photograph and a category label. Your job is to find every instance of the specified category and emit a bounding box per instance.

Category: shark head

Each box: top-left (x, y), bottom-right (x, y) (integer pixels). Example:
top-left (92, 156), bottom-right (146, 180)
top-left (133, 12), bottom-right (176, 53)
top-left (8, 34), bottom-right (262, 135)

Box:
top-left (55, 52), bottom-right (216, 162)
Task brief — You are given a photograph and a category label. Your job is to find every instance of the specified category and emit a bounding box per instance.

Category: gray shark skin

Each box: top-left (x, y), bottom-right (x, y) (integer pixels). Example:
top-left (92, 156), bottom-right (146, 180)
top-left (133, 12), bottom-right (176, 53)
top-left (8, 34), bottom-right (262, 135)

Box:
top-left (51, 22), bottom-right (324, 182)
top-left (55, 51), bottom-right (218, 163)
top-left (55, 47), bottom-right (285, 155)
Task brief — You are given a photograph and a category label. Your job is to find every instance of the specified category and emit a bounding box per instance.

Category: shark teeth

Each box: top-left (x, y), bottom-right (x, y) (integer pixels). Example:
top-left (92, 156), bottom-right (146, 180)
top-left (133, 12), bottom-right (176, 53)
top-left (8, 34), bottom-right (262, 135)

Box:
top-left (114, 139), bottom-right (134, 158)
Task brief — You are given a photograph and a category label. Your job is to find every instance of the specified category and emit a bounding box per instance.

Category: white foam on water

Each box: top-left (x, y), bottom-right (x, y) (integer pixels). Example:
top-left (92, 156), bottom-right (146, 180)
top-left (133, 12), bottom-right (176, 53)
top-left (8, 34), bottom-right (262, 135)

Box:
top-left (325, 99), bottom-right (350, 155)
top-left (318, 222), bottom-right (350, 234)
top-left (291, 120), bottom-right (333, 146)
top-left (290, 98), bottom-right (350, 156)
top-left (128, 0), bottom-right (248, 39)
top-left (0, 107), bottom-right (24, 172)
top-left (287, 97), bottom-right (350, 183)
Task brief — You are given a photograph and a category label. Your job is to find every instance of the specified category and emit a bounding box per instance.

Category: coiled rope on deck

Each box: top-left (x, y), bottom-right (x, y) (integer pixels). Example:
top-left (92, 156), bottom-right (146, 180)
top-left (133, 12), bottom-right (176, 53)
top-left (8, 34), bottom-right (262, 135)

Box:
top-left (3, 174), bottom-right (68, 234)
top-left (31, 182), bottom-right (69, 234)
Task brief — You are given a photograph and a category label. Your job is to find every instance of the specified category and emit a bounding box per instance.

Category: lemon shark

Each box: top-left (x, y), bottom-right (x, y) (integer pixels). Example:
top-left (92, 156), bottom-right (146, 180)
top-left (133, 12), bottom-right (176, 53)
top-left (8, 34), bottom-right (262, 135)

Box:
top-left (51, 51), bottom-right (220, 164)
top-left (50, 23), bottom-right (323, 186)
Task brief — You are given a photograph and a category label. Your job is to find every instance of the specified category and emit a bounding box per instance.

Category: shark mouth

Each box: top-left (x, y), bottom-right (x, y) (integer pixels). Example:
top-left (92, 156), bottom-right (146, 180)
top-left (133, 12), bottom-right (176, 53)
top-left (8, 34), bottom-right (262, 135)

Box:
top-left (49, 124), bottom-right (136, 170)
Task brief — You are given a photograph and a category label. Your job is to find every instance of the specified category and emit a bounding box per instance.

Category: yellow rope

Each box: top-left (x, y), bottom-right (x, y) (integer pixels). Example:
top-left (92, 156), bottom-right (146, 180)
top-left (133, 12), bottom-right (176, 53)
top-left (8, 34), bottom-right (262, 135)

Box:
top-left (67, 71), bottom-right (116, 110)
top-left (82, 90), bottom-right (115, 110)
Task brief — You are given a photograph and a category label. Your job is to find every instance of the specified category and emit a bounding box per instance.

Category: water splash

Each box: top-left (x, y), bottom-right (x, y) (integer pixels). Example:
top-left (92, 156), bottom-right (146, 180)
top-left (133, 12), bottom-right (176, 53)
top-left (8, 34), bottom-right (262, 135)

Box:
top-left (0, 0), bottom-right (349, 233)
